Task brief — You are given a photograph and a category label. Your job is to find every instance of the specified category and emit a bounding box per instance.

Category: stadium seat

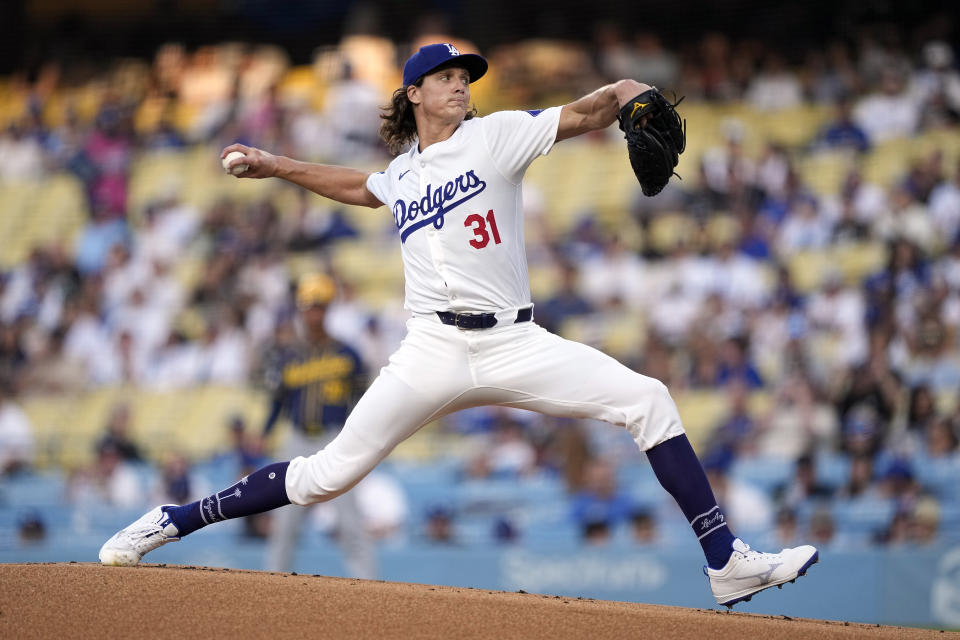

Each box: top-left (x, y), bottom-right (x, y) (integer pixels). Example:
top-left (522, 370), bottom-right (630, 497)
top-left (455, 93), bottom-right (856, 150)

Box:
top-left (730, 455), bottom-right (793, 494)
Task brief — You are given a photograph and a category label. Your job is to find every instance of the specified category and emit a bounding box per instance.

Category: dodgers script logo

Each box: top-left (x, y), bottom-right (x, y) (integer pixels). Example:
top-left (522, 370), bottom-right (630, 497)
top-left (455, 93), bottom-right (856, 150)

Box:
top-left (393, 170), bottom-right (487, 242)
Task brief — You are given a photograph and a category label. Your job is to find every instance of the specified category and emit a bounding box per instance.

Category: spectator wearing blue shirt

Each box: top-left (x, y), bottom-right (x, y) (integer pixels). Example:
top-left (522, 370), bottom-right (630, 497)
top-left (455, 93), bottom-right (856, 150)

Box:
top-left (570, 458), bottom-right (636, 542)
top-left (536, 261), bottom-right (594, 334)
top-left (715, 336), bottom-right (764, 389)
top-left (814, 97), bottom-right (870, 153)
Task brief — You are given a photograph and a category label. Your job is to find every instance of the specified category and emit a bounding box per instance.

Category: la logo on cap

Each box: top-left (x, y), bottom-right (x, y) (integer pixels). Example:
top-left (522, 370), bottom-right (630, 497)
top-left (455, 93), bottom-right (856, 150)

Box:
top-left (445, 43), bottom-right (459, 56)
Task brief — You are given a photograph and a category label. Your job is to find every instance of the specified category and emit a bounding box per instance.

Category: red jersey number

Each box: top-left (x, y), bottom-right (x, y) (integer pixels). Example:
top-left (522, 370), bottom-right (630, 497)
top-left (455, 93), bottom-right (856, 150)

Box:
top-left (464, 210), bottom-right (502, 249)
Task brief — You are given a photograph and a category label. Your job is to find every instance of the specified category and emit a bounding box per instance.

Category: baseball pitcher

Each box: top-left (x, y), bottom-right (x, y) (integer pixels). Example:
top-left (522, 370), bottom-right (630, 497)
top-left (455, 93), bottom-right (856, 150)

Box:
top-left (100, 43), bottom-right (817, 607)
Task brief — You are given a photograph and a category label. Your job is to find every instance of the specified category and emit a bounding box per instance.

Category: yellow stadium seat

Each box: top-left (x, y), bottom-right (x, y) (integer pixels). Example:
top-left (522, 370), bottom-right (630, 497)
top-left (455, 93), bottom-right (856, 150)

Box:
top-left (833, 242), bottom-right (887, 284)
top-left (786, 249), bottom-right (834, 294)
top-left (752, 104), bottom-right (832, 147)
top-left (674, 390), bottom-right (731, 451)
top-left (705, 214), bottom-right (740, 248)
top-left (648, 212), bottom-right (697, 253)
top-left (797, 148), bottom-right (857, 197)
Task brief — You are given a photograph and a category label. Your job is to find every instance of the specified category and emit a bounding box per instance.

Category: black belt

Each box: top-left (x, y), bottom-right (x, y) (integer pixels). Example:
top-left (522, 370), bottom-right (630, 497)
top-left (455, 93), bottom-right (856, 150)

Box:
top-left (436, 307), bottom-right (533, 329)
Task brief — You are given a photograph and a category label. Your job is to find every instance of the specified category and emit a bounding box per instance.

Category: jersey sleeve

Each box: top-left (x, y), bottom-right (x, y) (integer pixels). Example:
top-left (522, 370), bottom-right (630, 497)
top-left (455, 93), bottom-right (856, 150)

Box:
top-left (480, 106), bottom-right (562, 183)
top-left (365, 161), bottom-right (397, 207)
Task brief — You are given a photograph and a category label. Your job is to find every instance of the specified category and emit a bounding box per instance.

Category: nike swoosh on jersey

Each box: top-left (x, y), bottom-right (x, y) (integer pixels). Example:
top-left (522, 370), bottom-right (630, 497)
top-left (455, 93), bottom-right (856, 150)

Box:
top-left (399, 170), bottom-right (411, 180)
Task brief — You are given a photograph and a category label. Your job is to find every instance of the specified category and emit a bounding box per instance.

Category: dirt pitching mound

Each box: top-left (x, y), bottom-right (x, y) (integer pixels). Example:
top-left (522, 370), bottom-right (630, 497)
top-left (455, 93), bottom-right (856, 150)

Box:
top-left (0, 563), bottom-right (950, 639)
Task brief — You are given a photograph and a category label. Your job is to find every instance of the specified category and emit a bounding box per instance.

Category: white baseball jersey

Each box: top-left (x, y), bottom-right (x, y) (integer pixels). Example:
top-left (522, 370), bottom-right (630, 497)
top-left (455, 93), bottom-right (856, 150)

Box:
top-left (366, 106), bottom-right (563, 314)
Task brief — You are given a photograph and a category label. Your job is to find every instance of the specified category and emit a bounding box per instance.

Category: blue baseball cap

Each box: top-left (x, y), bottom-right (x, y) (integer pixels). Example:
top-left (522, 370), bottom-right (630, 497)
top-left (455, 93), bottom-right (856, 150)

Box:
top-left (402, 43), bottom-right (488, 87)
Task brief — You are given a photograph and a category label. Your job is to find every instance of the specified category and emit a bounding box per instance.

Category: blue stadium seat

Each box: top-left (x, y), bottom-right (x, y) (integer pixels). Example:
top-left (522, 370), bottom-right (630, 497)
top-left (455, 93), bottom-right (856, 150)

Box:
top-left (0, 471), bottom-right (68, 508)
top-left (830, 497), bottom-right (896, 538)
top-left (730, 456), bottom-right (794, 495)
top-left (912, 454), bottom-right (960, 501)
top-left (815, 453), bottom-right (851, 492)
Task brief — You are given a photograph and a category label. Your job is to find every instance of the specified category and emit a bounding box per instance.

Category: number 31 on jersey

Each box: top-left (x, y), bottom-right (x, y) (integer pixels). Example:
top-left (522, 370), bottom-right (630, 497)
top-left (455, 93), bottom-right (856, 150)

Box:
top-left (464, 209), bottom-right (502, 249)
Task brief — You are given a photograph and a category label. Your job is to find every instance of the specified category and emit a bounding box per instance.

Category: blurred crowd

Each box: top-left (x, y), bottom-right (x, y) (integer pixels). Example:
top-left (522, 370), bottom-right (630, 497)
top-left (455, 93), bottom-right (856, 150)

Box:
top-left (1, 20), bottom-right (959, 554)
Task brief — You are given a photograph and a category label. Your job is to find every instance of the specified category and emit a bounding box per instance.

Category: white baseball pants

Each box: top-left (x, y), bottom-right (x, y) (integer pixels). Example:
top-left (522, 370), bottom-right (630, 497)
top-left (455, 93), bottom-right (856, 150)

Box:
top-left (285, 315), bottom-right (685, 506)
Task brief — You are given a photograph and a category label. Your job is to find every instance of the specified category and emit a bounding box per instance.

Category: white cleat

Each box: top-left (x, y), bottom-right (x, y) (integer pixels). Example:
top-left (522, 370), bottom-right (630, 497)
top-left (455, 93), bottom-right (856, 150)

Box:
top-left (99, 505), bottom-right (181, 566)
top-left (706, 538), bottom-right (819, 607)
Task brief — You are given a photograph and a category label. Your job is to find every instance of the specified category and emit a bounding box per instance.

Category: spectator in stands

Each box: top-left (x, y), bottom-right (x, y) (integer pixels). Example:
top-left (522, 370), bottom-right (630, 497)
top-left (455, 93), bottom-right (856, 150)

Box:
top-left (803, 42), bottom-right (860, 105)
top-left (152, 452), bottom-right (209, 506)
top-left (853, 70), bottom-right (920, 144)
top-left (632, 33), bottom-right (680, 90)
top-left (807, 269), bottom-right (869, 368)
top-left (693, 33), bottom-right (738, 102)
top-left (196, 306), bottom-right (250, 385)
top-left (806, 506), bottom-right (837, 547)
top-left (912, 41), bottom-right (960, 131)
top-left (578, 233), bottom-right (649, 311)
top-left (423, 505), bottom-right (458, 545)
top-left (570, 458), bottom-right (635, 535)
top-left (699, 119), bottom-right (758, 210)
top-left (473, 414), bottom-right (538, 479)
top-left (135, 197), bottom-right (201, 269)
top-left (96, 402), bottom-right (143, 462)
top-left (580, 518), bottom-right (612, 545)
top-left (774, 452), bottom-right (835, 509)
top-left (839, 404), bottom-right (886, 458)
top-left (0, 378), bottom-right (34, 475)
top-left (628, 507), bottom-right (660, 546)
top-left (708, 241), bottom-right (770, 309)
top-left (875, 185), bottom-right (937, 255)
top-left (0, 321), bottom-right (28, 383)
top-left (22, 326), bottom-right (87, 394)
top-left (776, 195), bottom-right (832, 255)
top-left (687, 336), bottom-right (720, 389)
top-left (875, 508), bottom-right (911, 546)
top-left (924, 417), bottom-right (959, 459)
top-left (74, 206), bottom-right (131, 276)
top-left (84, 98), bottom-right (136, 217)
top-left (715, 336), bottom-right (764, 389)
top-left (766, 507), bottom-right (801, 548)
top-left (928, 164), bottom-right (960, 245)
top-left (812, 96), bottom-right (870, 153)
top-left (0, 121), bottom-right (45, 182)
top-left (830, 196), bottom-right (871, 243)
top-left (745, 53), bottom-right (803, 111)
top-left (901, 317), bottom-right (960, 391)
top-left (318, 61), bottom-right (387, 163)
top-left (212, 414), bottom-right (268, 472)
top-left (142, 109), bottom-right (187, 151)
top-left (347, 471), bottom-right (409, 543)
top-left (701, 449), bottom-right (774, 534)
top-left (68, 442), bottom-right (142, 509)
top-left (834, 455), bottom-right (867, 502)
top-left (703, 380), bottom-right (755, 459)
top-left (908, 496), bottom-right (941, 546)
top-left (536, 261), bottom-right (593, 334)
top-left (863, 240), bottom-right (931, 330)
top-left (905, 385), bottom-right (938, 435)
top-left (756, 375), bottom-right (838, 460)
top-left (877, 458), bottom-right (922, 514)
top-left (824, 169), bottom-right (886, 231)
top-left (749, 290), bottom-right (805, 384)
top-left (492, 516), bottom-right (520, 545)
top-left (17, 509), bottom-right (47, 544)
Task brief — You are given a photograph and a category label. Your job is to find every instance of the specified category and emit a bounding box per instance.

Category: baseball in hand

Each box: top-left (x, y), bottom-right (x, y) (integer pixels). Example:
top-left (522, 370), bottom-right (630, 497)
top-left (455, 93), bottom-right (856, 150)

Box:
top-left (222, 151), bottom-right (249, 176)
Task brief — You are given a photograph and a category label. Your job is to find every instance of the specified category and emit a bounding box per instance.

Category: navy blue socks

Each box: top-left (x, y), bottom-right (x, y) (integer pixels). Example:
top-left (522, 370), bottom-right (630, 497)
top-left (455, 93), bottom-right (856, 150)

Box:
top-left (164, 462), bottom-right (292, 537)
top-left (646, 435), bottom-right (735, 569)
